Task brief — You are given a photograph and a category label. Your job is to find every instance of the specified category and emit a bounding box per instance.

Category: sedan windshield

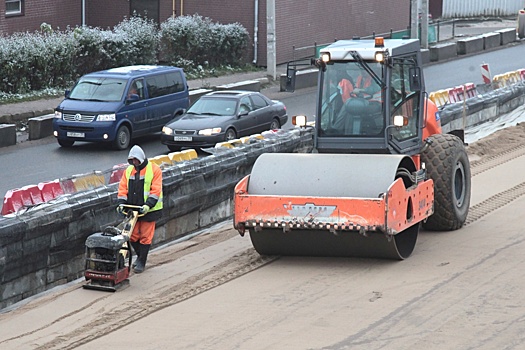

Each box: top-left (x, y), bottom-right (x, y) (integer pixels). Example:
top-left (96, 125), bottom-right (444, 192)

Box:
top-left (188, 98), bottom-right (238, 116)
top-left (69, 77), bottom-right (127, 102)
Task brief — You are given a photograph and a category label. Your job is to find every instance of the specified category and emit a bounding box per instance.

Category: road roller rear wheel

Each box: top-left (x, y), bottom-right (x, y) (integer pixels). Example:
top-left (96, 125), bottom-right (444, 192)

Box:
top-left (421, 133), bottom-right (471, 231)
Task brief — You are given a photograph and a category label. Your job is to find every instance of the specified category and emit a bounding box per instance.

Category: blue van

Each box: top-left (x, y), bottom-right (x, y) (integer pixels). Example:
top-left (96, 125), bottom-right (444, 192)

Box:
top-left (53, 65), bottom-right (189, 150)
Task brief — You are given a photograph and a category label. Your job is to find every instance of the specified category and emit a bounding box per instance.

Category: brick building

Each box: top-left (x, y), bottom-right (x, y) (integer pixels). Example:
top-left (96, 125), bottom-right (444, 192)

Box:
top-left (0, 0), bottom-right (410, 66)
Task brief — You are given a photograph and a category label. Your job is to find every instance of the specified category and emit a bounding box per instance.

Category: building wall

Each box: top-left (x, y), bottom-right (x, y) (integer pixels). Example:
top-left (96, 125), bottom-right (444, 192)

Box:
top-left (0, 0), bottom-right (80, 34)
top-left (87, 0), bottom-right (129, 30)
top-left (275, 0), bottom-right (410, 65)
top-left (178, 0), bottom-right (410, 66)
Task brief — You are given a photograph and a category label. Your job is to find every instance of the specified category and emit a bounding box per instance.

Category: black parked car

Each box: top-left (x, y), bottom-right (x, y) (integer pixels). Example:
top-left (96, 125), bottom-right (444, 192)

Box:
top-left (161, 90), bottom-right (287, 151)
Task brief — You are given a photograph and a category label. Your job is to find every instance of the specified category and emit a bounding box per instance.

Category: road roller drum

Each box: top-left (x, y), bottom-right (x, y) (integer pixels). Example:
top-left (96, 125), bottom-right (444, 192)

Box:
top-left (234, 153), bottom-right (434, 260)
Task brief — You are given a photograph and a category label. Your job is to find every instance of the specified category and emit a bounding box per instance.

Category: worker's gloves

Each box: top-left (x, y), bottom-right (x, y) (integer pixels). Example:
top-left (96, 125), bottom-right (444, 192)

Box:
top-left (116, 204), bottom-right (125, 215)
top-left (139, 205), bottom-right (150, 214)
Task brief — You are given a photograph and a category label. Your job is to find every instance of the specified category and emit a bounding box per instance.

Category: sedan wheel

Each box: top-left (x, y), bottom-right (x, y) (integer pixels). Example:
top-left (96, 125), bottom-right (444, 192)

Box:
top-left (270, 118), bottom-right (281, 130)
top-left (225, 128), bottom-right (237, 141)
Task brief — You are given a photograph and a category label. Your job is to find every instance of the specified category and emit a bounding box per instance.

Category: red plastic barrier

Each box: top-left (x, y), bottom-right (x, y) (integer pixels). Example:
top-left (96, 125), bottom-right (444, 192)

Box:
top-left (2, 188), bottom-right (33, 215)
top-left (38, 180), bottom-right (64, 202)
top-left (519, 69), bottom-right (525, 81)
top-left (464, 83), bottom-right (476, 98)
top-left (109, 164), bottom-right (127, 184)
top-left (23, 184), bottom-right (44, 205)
top-left (448, 87), bottom-right (460, 103)
top-left (59, 178), bottom-right (76, 194)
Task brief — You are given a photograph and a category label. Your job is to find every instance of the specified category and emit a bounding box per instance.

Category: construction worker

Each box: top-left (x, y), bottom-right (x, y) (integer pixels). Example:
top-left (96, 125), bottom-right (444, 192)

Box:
top-left (117, 145), bottom-right (163, 273)
top-left (338, 64), bottom-right (380, 103)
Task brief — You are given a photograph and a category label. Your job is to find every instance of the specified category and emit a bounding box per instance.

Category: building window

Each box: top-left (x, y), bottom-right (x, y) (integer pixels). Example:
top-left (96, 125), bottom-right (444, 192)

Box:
top-left (6, 0), bottom-right (22, 15)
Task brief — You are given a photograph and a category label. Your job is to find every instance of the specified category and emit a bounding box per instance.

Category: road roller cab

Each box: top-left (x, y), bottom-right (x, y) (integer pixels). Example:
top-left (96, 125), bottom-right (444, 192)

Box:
top-left (233, 38), bottom-right (471, 260)
top-left (312, 37), bottom-right (440, 155)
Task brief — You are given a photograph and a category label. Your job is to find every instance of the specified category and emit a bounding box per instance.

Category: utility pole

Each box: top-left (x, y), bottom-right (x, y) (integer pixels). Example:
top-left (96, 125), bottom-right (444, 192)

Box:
top-left (266, 0), bottom-right (277, 81)
top-left (410, 0), bottom-right (419, 40)
top-left (420, 0), bottom-right (429, 48)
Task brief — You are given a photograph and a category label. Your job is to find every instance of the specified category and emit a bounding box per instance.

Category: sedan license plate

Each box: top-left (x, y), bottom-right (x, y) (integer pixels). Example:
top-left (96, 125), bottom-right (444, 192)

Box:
top-left (67, 132), bottom-right (85, 138)
top-left (174, 136), bottom-right (192, 141)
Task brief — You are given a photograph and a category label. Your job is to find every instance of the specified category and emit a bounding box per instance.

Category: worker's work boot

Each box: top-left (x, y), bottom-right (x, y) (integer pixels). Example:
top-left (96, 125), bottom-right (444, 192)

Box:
top-left (130, 241), bottom-right (141, 268)
top-left (133, 244), bottom-right (151, 273)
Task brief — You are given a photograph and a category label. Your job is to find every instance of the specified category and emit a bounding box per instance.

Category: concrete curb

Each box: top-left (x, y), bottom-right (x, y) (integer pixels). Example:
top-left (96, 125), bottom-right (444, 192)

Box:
top-left (0, 124), bottom-right (16, 147)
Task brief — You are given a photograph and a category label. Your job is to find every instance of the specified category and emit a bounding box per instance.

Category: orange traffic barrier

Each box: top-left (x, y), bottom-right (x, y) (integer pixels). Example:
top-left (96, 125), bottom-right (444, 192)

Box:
top-left (429, 89), bottom-right (449, 107)
top-left (72, 172), bottom-right (105, 192)
top-left (168, 152), bottom-right (184, 163)
top-left (180, 149), bottom-right (198, 160)
top-left (149, 155), bottom-right (172, 167)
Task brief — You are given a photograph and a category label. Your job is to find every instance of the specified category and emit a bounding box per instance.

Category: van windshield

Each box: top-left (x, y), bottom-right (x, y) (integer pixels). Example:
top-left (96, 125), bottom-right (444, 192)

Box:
top-left (69, 77), bottom-right (127, 102)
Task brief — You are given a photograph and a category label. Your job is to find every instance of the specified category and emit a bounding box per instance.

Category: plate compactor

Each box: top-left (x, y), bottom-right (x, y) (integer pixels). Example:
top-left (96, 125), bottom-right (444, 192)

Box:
top-left (83, 204), bottom-right (142, 292)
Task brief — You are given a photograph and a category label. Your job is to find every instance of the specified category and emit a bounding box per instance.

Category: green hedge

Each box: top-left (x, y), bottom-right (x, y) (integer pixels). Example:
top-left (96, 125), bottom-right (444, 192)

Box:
top-left (0, 15), bottom-right (249, 95)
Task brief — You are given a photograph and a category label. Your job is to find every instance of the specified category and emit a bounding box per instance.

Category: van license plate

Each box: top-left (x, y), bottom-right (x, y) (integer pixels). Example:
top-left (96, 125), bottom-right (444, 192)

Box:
top-left (67, 132), bottom-right (85, 138)
top-left (174, 136), bottom-right (192, 141)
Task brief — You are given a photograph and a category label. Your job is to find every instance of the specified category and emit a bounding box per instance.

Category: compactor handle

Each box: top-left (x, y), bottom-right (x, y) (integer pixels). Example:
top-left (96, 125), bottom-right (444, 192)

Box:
top-left (119, 204), bottom-right (145, 217)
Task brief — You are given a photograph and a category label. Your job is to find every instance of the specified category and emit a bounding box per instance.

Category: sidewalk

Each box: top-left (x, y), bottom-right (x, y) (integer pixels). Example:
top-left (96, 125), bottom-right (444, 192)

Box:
top-left (0, 17), bottom-right (519, 129)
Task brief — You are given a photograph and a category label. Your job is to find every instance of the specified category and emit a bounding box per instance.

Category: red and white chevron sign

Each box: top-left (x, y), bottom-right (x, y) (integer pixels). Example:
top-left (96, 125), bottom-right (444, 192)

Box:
top-left (480, 63), bottom-right (491, 84)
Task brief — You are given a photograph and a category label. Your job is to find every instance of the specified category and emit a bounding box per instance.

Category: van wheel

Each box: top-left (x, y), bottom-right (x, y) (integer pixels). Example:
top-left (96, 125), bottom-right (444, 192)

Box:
top-left (113, 125), bottom-right (131, 150)
top-left (58, 139), bottom-right (74, 147)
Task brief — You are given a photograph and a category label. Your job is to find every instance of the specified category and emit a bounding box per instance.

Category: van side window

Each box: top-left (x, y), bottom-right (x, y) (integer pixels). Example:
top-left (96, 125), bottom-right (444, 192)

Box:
top-left (146, 76), bottom-right (161, 98)
top-left (166, 72), bottom-right (185, 93)
top-left (146, 71), bottom-right (185, 98)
